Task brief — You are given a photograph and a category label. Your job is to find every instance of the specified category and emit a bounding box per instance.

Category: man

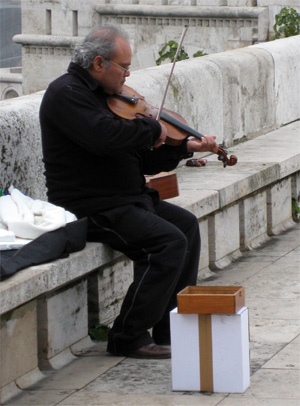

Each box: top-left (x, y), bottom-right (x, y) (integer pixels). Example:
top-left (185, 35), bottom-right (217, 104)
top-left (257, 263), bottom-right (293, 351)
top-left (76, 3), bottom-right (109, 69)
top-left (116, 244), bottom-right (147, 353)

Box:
top-left (40, 26), bottom-right (219, 359)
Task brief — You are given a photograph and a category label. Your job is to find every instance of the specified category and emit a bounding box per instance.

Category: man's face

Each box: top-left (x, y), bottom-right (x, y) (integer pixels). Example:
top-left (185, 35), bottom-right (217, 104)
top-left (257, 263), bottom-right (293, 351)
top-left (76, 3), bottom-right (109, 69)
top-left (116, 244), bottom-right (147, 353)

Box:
top-left (93, 36), bottom-right (131, 95)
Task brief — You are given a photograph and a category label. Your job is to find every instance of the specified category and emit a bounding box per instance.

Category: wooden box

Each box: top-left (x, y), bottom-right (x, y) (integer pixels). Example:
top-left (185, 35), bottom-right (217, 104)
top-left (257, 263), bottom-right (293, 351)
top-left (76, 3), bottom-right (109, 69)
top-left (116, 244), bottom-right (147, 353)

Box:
top-left (177, 286), bottom-right (245, 314)
top-left (145, 171), bottom-right (179, 200)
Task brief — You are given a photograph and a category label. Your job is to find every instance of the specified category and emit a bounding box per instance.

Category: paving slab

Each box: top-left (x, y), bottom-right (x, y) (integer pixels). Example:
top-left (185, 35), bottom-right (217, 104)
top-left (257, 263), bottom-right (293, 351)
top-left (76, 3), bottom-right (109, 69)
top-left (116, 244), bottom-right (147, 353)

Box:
top-left (246, 298), bottom-right (299, 320)
top-left (59, 391), bottom-right (224, 406)
top-left (245, 269), bottom-right (300, 299)
top-left (249, 318), bottom-right (300, 345)
top-left (249, 341), bottom-right (285, 374)
top-left (228, 368), bottom-right (300, 399)
top-left (262, 335), bottom-right (300, 370)
top-left (218, 398), bottom-right (300, 406)
top-left (1, 390), bottom-right (76, 406)
top-left (30, 352), bottom-right (123, 391)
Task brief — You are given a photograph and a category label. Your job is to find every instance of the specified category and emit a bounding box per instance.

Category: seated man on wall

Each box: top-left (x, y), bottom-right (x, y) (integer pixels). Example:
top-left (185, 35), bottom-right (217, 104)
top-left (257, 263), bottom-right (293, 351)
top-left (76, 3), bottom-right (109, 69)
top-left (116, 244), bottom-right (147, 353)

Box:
top-left (39, 25), bottom-right (219, 359)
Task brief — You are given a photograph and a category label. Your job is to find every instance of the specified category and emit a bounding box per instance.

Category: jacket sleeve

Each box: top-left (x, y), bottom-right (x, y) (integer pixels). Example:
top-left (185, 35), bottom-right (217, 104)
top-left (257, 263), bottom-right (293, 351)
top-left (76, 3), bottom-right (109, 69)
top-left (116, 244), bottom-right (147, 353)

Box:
top-left (140, 139), bottom-right (193, 175)
top-left (40, 80), bottom-right (162, 157)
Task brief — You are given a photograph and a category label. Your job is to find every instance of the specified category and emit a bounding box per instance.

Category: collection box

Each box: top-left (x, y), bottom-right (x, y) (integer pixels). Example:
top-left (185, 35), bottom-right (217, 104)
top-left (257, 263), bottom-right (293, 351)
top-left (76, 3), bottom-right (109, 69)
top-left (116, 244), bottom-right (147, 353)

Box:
top-left (170, 286), bottom-right (250, 393)
top-left (177, 286), bottom-right (245, 314)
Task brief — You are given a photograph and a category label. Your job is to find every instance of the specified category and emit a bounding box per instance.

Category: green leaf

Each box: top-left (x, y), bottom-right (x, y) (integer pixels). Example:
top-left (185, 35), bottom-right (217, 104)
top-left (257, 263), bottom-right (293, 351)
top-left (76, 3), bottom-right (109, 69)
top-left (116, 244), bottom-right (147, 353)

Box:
top-left (89, 324), bottom-right (110, 342)
top-left (272, 6), bottom-right (300, 39)
top-left (156, 40), bottom-right (208, 65)
top-left (193, 50), bottom-right (208, 58)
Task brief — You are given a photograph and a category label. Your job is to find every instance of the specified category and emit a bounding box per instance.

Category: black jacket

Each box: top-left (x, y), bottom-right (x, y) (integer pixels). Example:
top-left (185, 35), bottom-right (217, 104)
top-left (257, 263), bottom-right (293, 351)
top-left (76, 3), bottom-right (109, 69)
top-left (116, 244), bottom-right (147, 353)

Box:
top-left (40, 62), bottom-right (192, 218)
top-left (0, 218), bottom-right (87, 280)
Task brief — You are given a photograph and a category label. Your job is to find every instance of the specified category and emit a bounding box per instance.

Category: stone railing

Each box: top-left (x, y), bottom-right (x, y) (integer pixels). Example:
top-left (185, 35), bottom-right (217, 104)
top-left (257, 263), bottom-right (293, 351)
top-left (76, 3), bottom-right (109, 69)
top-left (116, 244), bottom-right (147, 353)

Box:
top-left (2, 35), bottom-right (299, 199)
top-left (0, 36), bottom-right (299, 403)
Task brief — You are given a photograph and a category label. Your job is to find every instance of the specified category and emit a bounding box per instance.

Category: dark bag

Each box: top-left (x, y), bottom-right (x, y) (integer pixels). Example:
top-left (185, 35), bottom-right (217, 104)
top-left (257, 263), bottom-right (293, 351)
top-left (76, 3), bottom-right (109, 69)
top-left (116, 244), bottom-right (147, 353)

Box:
top-left (0, 218), bottom-right (87, 281)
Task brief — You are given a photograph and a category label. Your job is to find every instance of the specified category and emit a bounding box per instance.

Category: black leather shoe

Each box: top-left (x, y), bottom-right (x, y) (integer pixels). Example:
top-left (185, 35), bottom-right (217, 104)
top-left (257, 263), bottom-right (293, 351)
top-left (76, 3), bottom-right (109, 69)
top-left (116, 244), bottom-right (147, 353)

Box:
top-left (125, 343), bottom-right (171, 359)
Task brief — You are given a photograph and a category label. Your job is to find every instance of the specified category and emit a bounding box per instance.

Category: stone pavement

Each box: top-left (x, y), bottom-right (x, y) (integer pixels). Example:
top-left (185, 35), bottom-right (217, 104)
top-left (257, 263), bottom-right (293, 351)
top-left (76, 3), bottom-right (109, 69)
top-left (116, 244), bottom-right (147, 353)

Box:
top-left (4, 223), bottom-right (300, 406)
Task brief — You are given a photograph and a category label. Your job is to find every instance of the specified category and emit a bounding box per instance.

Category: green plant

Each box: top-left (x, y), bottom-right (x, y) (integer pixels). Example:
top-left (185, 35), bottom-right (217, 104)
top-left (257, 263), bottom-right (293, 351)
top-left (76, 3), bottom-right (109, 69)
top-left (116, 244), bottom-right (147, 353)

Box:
top-left (89, 324), bottom-right (110, 342)
top-left (292, 196), bottom-right (300, 222)
top-left (271, 7), bottom-right (300, 40)
top-left (156, 41), bottom-right (207, 66)
top-left (193, 50), bottom-right (208, 58)
top-left (156, 41), bottom-right (189, 65)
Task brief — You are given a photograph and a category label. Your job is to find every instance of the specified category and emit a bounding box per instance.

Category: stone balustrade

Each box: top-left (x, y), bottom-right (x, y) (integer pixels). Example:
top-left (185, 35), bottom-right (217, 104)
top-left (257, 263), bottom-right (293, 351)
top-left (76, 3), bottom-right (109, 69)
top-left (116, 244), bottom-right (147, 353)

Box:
top-left (0, 36), bottom-right (299, 403)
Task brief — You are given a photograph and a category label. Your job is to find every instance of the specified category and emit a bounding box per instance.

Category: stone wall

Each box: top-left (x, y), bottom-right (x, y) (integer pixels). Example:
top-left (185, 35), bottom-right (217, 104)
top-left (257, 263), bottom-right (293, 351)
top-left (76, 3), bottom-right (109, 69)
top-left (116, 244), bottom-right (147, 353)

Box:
top-left (1, 35), bottom-right (299, 198)
top-left (0, 91), bottom-right (46, 199)
top-left (1, 36), bottom-right (300, 402)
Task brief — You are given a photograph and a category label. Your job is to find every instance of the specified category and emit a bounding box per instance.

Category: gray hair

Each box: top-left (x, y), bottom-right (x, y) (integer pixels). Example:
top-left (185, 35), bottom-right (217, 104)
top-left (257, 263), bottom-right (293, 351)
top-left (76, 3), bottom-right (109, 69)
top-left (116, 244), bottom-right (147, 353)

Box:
top-left (72, 25), bottom-right (128, 69)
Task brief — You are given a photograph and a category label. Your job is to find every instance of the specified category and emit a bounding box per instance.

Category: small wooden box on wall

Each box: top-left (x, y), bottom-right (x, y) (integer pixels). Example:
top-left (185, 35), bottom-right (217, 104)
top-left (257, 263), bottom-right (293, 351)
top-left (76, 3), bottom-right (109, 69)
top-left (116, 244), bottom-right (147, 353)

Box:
top-left (145, 171), bottom-right (179, 200)
top-left (170, 286), bottom-right (250, 393)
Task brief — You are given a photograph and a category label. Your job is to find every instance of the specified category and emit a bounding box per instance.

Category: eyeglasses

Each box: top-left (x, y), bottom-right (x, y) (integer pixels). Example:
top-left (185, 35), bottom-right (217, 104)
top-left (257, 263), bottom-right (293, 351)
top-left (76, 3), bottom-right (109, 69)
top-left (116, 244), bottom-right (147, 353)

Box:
top-left (105, 59), bottom-right (130, 75)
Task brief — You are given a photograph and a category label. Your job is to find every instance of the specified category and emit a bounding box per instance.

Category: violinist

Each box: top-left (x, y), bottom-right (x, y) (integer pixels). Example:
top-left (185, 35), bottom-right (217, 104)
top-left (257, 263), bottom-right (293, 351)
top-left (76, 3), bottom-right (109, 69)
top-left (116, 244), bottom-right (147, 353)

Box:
top-left (40, 25), bottom-right (219, 359)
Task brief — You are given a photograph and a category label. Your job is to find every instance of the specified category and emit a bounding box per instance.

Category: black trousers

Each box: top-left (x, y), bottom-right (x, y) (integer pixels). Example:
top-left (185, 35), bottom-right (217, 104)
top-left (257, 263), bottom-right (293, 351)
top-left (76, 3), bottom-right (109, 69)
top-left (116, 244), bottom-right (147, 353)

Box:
top-left (87, 197), bottom-right (200, 355)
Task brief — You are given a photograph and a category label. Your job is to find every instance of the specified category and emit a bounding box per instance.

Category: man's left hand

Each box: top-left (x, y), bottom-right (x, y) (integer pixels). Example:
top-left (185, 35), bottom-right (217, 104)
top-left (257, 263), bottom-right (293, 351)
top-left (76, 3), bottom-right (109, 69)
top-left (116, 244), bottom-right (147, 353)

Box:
top-left (187, 135), bottom-right (219, 154)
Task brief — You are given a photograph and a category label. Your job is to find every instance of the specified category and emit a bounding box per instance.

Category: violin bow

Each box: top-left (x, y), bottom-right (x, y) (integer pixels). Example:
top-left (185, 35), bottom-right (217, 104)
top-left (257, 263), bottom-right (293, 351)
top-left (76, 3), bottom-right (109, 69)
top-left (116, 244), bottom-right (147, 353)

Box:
top-left (155, 25), bottom-right (237, 168)
top-left (156, 24), bottom-right (189, 122)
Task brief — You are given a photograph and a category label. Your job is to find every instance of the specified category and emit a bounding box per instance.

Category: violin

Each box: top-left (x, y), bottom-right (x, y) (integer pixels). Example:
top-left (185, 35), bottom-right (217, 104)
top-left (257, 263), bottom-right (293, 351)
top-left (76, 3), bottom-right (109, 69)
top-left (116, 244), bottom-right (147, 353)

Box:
top-left (107, 85), bottom-right (238, 168)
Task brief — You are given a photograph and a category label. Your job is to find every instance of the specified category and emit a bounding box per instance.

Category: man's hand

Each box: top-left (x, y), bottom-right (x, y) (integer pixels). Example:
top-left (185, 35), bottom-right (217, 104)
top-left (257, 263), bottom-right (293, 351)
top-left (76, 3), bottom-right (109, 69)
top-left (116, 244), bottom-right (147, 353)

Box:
top-left (153, 122), bottom-right (168, 148)
top-left (187, 135), bottom-right (219, 154)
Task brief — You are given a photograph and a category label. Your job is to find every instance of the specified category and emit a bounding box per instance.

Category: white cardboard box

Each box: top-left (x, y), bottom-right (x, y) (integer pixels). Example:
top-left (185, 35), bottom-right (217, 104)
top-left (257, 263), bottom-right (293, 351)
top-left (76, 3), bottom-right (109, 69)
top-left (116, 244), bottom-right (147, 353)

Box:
top-left (170, 306), bottom-right (250, 393)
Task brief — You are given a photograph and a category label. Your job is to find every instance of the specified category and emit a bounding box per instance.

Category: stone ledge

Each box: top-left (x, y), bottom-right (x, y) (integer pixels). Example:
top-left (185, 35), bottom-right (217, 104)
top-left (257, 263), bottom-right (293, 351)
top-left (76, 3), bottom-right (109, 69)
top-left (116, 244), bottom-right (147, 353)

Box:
top-left (13, 34), bottom-right (83, 47)
top-left (0, 243), bottom-right (122, 316)
top-left (1, 121), bottom-right (299, 317)
top-left (170, 121), bottom-right (300, 210)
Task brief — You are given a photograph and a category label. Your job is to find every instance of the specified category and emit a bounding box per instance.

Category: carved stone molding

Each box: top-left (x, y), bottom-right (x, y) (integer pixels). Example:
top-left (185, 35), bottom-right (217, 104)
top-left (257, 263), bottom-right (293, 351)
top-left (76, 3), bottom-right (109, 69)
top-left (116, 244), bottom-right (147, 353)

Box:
top-left (94, 5), bottom-right (268, 40)
top-left (94, 4), bottom-right (267, 20)
top-left (23, 46), bottom-right (73, 56)
top-left (99, 15), bottom-right (259, 28)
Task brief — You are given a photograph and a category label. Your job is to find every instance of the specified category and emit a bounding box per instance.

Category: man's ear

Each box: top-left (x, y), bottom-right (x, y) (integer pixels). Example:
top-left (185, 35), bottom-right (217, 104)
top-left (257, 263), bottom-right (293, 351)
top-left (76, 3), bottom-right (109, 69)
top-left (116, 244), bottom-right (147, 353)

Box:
top-left (93, 55), bottom-right (104, 72)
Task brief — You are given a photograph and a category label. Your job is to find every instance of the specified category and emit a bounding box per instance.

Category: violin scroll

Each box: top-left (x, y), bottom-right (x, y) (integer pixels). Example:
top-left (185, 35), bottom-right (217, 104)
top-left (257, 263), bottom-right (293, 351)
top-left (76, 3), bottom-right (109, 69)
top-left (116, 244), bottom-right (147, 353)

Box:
top-left (217, 146), bottom-right (238, 168)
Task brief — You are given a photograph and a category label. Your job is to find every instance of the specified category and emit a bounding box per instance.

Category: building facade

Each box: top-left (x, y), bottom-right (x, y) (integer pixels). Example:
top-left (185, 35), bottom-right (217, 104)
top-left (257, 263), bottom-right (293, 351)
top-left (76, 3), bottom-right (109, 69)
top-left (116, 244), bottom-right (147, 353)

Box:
top-left (4, 0), bottom-right (300, 95)
top-left (0, 0), bottom-right (22, 99)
